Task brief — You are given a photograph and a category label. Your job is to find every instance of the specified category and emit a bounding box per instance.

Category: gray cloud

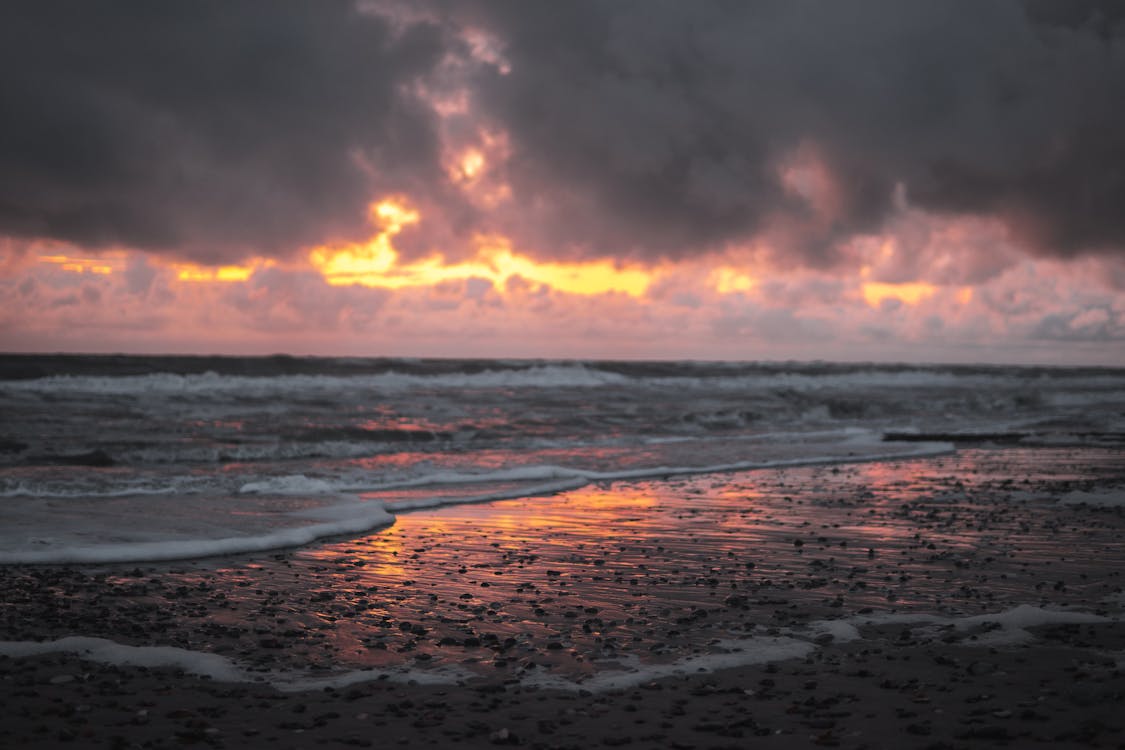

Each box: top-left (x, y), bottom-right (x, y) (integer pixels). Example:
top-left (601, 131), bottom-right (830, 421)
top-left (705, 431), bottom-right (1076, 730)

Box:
top-left (454, 0), bottom-right (1125, 264)
top-left (2, 1), bottom-right (1124, 269)
top-left (1032, 307), bottom-right (1124, 341)
top-left (0, 0), bottom-right (449, 262)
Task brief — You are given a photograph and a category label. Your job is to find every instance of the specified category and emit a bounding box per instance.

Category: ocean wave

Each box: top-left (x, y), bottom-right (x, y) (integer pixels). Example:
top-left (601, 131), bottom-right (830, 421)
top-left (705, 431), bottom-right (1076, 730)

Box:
top-left (7, 362), bottom-right (1124, 398)
top-left (0, 364), bottom-right (631, 396)
top-left (0, 498), bottom-right (395, 565)
top-left (339, 440), bottom-right (955, 494)
top-left (0, 481), bottom-right (184, 499)
top-left (0, 442), bottom-right (952, 565)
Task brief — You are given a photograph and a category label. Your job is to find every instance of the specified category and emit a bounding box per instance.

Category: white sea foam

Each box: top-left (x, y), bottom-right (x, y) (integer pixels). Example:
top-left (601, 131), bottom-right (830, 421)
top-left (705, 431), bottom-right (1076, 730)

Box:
top-left (806, 605), bottom-right (1112, 647)
top-left (0, 637), bottom-right (246, 682)
top-left (380, 479), bottom-right (588, 512)
top-left (0, 498), bottom-right (394, 565)
top-left (1, 605), bottom-right (1111, 694)
top-left (0, 441), bottom-right (953, 565)
top-left (240, 475), bottom-right (339, 495)
top-left (344, 440), bottom-right (955, 494)
top-left (0, 636), bottom-right (471, 690)
top-left (520, 638), bottom-right (816, 692)
top-left (0, 634), bottom-right (812, 693)
top-left (0, 478), bottom-right (590, 565)
top-left (1, 365), bottom-right (631, 397)
top-left (807, 619), bottom-right (864, 643)
top-left (0, 481), bottom-right (185, 499)
top-left (8, 365), bottom-right (1121, 398)
top-left (955, 604), bottom-right (1108, 632)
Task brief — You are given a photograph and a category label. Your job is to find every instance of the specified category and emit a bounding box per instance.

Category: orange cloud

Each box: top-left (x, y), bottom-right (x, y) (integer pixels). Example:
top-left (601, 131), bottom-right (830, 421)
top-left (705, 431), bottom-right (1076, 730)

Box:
top-left (712, 268), bottom-right (756, 294)
top-left (173, 264), bottom-right (259, 283)
top-left (452, 148), bottom-right (485, 182)
top-left (860, 281), bottom-right (976, 308)
top-left (34, 249), bottom-right (276, 286)
top-left (861, 281), bottom-right (937, 307)
top-left (37, 254), bottom-right (122, 275)
top-left (308, 199), bottom-right (654, 297)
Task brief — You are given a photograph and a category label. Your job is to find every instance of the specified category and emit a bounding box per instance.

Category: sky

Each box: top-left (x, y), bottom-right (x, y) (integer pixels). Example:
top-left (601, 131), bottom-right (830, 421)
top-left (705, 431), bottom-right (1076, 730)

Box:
top-left (2, 0), bottom-right (1124, 365)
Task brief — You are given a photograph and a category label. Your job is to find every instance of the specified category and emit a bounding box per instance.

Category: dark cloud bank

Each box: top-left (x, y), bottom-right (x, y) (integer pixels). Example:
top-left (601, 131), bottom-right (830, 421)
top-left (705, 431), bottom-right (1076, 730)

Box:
top-left (0, 0), bottom-right (448, 262)
top-left (1, 0), bottom-right (1123, 266)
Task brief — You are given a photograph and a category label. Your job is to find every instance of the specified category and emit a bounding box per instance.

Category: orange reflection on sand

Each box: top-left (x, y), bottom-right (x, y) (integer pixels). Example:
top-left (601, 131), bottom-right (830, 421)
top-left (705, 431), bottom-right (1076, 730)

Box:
top-left (355, 417), bottom-right (446, 433)
top-left (300, 517), bottom-right (408, 579)
top-left (302, 482), bottom-right (661, 582)
top-left (563, 485), bottom-right (657, 512)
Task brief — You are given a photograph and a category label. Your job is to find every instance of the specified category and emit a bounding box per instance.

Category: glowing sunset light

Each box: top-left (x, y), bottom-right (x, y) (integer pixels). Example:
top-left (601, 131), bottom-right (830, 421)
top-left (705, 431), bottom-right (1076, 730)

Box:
top-left (370, 199), bottom-right (421, 232)
top-left (474, 237), bottom-right (652, 297)
top-left (3, 3), bottom-right (1124, 365)
top-left (174, 264), bottom-right (258, 283)
top-left (309, 201), bottom-right (653, 297)
top-left (308, 198), bottom-right (419, 282)
top-left (37, 254), bottom-right (119, 275)
top-left (310, 241), bottom-right (397, 279)
top-left (861, 281), bottom-right (938, 307)
top-left (444, 131), bottom-right (512, 207)
top-left (455, 149), bottom-right (485, 181)
top-left (713, 268), bottom-right (757, 295)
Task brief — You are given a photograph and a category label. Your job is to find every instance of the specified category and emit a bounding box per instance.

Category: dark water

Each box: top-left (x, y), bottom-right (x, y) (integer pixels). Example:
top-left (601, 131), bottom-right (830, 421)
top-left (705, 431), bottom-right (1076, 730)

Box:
top-left (0, 354), bottom-right (1122, 564)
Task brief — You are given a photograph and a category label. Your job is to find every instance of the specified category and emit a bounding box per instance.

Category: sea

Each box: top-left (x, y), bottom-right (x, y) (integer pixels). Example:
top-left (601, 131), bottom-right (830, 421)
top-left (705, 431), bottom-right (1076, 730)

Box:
top-left (1, 354), bottom-right (1122, 566)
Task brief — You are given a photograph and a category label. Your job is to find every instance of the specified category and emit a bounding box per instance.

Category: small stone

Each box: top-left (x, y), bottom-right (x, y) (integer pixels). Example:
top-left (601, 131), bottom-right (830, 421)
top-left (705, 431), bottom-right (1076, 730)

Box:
top-left (968, 661), bottom-right (996, 676)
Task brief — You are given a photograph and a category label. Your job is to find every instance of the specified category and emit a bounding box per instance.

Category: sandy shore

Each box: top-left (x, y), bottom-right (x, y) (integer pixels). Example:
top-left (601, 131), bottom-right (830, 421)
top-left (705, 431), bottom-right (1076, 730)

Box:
top-left (3, 624), bottom-right (1123, 749)
top-left (2, 448), bottom-right (1123, 748)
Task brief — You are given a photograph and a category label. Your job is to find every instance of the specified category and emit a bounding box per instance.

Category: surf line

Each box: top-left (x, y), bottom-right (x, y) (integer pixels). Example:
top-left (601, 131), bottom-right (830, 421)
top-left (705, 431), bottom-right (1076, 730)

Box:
top-left (0, 442), bottom-right (952, 565)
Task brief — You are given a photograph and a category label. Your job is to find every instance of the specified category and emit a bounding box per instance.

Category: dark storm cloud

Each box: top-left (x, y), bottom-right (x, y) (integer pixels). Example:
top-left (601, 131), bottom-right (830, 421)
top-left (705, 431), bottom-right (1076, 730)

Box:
top-left (0, 0), bottom-right (449, 262)
top-left (3, 1), bottom-right (1124, 268)
top-left (454, 0), bottom-right (1125, 263)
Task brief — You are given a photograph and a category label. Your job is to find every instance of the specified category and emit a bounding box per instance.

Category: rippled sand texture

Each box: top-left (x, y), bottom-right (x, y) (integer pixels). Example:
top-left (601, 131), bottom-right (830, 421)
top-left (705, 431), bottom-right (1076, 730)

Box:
top-left (2, 447), bottom-right (1124, 749)
top-left (2, 448), bottom-right (1122, 687)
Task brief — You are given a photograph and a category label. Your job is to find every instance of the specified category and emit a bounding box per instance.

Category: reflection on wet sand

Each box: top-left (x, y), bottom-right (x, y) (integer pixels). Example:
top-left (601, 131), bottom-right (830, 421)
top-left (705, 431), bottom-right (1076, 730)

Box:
top-left (278, 447), bottom-right (1124, 678)
top-left (1, 448), bottom-right (1121, 686)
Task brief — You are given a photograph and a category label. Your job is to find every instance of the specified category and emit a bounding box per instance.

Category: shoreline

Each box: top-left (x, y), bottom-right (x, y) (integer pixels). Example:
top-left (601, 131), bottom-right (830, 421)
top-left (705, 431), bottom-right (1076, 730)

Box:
top-left (0, 436), bottom-right (955, 567)
top-left (3, 621), bottom-right (1122, 749)
top-left (2, 447), bottom-right (1123, 748)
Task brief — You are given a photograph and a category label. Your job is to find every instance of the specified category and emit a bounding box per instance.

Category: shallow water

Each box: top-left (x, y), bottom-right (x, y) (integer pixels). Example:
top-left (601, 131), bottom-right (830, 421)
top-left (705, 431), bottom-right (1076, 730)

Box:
top-left (2, 447), bottom-right (1121, 689)
top-left (3, 355), bottom-right (1124, 564)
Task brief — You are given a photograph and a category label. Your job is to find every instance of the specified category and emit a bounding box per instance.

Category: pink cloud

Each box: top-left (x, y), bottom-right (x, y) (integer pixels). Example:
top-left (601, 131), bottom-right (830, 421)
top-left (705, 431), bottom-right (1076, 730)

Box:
top-left (1, 236), bottom-right (1124, 365)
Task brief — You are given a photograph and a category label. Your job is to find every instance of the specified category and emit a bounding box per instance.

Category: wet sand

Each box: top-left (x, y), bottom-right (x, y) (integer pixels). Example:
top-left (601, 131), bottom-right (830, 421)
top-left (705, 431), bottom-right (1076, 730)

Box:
top-left (2, 448), bottom-right (1123, 748)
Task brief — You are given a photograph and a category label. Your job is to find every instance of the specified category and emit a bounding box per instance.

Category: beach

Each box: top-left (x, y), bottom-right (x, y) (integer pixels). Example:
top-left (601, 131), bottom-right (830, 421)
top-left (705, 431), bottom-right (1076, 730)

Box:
top-left (2, 447), bottom-right (1123, 748)
top-left (5, 2), bottom-right (1125, 743)
top-left (5, 1), bottom-right (1125, 744)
